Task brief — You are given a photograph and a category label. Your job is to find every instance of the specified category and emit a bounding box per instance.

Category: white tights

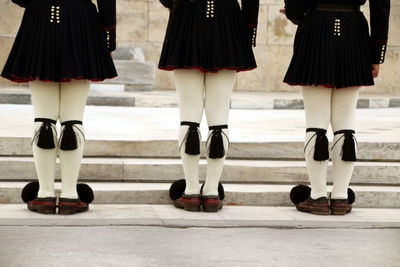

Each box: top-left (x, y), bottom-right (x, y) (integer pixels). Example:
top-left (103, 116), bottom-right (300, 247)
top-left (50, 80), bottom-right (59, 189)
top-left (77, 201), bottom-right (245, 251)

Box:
top-left (302, 86), bottom-right (359, 200)
top-left (30, 80), bottom-right (90, 199)
top-left (174, 69), bottom-right (235, 196)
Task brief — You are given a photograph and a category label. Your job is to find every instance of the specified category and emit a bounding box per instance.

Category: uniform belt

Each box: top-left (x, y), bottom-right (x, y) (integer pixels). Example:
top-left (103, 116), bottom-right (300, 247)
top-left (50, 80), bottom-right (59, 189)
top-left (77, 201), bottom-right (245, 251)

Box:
top-left (314, 3), bottom-right (360, 12)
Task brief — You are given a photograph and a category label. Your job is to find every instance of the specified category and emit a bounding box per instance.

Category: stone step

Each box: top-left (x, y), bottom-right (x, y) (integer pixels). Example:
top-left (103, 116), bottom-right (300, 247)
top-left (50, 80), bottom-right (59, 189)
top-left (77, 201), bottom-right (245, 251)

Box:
top-left (0, 204), bottom-right (399, 229)
top-left (1, 182), bottom-right (399, 208)
top-left (1, 157), bottom-right (400, 185)
top-left (1, 137), bottom-right (399, 161)
top-left (1, 87), bottom-right (399, 109)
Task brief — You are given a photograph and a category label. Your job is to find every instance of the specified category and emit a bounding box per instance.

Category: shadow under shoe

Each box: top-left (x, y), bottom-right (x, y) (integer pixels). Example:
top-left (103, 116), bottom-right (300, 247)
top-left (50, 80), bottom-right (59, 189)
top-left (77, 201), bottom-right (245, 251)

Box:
top-left (28, 197), bottom-right (57, 214)
top-left (58, 198), bottom-right (89, 215)
top-left (330, 199), bottom-right (352, 215)
top-left (201, 195), bottom-right (223, 212)
top-left (174, 194), bottom-right (202, 212)
top-left (296, 197), bottom-right (331, 215)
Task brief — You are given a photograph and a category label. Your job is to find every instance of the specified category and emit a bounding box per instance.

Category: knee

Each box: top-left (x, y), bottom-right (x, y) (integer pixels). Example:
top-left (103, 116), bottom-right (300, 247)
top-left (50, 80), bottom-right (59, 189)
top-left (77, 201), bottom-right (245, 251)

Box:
top-left (179, 121), bottom-right (201, 155)
top-left (333, 130), bottom-right (357, 162)
top-left (33, 118), bottom-right (57, 149)
top-left (207, 125), bottom-right (229, 159)
top-left (304, 128), bottom-right (329, 161)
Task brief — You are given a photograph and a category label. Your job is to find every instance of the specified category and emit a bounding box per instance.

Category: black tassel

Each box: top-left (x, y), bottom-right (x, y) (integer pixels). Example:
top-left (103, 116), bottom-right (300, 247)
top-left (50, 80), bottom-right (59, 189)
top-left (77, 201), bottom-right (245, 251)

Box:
top-left (181, 121), bottom-right (200, 155)
top-left (60, 121), bottom-right (82, 151)
top-left (306, 128), bottom-right (329, 161)
top-left (208, 125), bottom-right (228, 159)
top-left (34, 118), bottom-right (56, 149)
top-left (335, 130), bottom-right (357, 162)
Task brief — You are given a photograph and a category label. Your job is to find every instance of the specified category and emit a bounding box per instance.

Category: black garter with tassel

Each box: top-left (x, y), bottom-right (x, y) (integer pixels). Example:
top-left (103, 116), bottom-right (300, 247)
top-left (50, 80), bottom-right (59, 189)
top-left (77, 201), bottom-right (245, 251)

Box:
top-left (33, 118), bottom-right (57, 149)
top-left (180, 121), bottom-right (200, 155)
top-left (305, 128), bottom-right (329, 161)
top-left (60, 120), bottom-right (84, 151)
top-left (208, 125), bottom-right (228, 159)
top-left (333, 130), bottom-right (357, 162)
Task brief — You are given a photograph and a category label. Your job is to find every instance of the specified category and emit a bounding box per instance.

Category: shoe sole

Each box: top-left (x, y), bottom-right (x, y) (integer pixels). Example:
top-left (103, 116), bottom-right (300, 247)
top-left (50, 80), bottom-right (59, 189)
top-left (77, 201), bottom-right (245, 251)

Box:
top-left (174, 201), bottom-right (201, 212)
top-left (331, 207), bottom-right (352, 215)
top-left (296, 206), bottom-right (331, 215)
top-left (58, 205), bottom-right (89, 215)
top-left (28, 204), bottom-right (56, 215)
top-left (202, 203), bottom-right (223, 212)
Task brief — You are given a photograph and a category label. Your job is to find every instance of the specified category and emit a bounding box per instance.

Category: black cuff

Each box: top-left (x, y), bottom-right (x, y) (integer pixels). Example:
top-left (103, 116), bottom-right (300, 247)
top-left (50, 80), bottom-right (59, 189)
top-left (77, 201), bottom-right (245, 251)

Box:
top-left (246, 25), bottom-right (257, 48)
top-left (103, 28), bottom-right (116, 52)
top-left (370, 39), bottom-right (387, 64)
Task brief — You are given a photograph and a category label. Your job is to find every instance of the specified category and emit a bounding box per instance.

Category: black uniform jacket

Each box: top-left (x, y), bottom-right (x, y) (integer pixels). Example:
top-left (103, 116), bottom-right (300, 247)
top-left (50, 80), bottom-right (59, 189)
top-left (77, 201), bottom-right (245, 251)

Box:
top-left (11, 0), bottom-right (117, 52)
top-left (284, 0), bottom-right (390, 64)
top-left (160, 0), bottom-right (260, 46)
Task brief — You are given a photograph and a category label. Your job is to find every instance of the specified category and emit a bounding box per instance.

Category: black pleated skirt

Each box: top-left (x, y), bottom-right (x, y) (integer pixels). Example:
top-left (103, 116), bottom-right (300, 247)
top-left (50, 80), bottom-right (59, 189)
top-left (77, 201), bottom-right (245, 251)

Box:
top-left (284, 9), bottom-right (374, 89)
top-left (1, 0), bottom-right (117, 83)
top-left (158, 0), bottom-right (257, 73)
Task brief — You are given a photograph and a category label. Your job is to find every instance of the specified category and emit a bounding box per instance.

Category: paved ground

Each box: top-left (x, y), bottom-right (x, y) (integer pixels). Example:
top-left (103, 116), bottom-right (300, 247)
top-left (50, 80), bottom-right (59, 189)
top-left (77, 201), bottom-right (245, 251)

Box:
top-left (1, 204), bottom-right (400, 229)
top-left (0, 104), bottom-right (399, 142)
top-left (0, 226), bottom-right (399, 267)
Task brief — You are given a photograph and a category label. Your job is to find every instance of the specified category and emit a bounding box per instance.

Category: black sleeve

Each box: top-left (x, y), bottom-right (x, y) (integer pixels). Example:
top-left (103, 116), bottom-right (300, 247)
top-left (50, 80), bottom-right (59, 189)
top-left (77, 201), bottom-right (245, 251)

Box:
top-left (11, 0), bottom-right (30, 7)
top-left (241, 0), bottom-right (260, 47)
top-left (284, 0), bottom-right (309, 25)
top-left (97, 0), bottom-right (117, 52)
top-left (369, 0), bottom-right (390, 64)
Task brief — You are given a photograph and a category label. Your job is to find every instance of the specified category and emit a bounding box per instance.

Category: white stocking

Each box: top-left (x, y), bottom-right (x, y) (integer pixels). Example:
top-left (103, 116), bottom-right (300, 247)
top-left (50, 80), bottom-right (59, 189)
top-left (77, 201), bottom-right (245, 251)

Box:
top-left (30, 81), bottom-right (60, 198)
top-left (330, 87), bottom-right (359, 199)
top-left (302, 86), bottom-right (332, 199)
top-left (174, 69), bottom-right (204, 195)
top-left (59, 80), bottom-right (90, 199)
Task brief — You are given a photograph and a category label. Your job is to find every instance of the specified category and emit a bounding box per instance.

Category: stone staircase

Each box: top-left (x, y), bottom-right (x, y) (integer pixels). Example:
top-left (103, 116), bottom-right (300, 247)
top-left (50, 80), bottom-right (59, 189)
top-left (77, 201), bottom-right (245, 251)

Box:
top-left (1, 137), bottom-right (399, 208)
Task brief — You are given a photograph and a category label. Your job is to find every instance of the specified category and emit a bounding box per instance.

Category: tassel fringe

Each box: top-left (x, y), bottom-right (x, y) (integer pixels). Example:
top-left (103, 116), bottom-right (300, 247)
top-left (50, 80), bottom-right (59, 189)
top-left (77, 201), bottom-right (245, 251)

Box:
top-left (333, 130), bottom-right (357, 162)
top-left (305, 128), bottom-right (329, 161)
top-left (207, 125), bottom-right (229, 159)
top-left (33, 118), bottom-right (57, 149)
top-left (60, 120), bottom-right (84, 151)
top-left (180, 121), bottom-right (200, 155)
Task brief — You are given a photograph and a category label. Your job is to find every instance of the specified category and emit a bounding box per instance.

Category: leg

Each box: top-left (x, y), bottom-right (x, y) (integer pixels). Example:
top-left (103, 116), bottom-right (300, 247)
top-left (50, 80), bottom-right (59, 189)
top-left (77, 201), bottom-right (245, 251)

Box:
top-left (331, 87), bottom-right (359, 199)
top-left (203, 70), bottom-right (235, 197)
top-left (30, 81), bottom-right (60, 198)
top-left (174, 69), bottom-right (205, 195)
top-left (59, 80), bottom-right (90, 199)
top-left (302, 86), bottom-right (332, 199)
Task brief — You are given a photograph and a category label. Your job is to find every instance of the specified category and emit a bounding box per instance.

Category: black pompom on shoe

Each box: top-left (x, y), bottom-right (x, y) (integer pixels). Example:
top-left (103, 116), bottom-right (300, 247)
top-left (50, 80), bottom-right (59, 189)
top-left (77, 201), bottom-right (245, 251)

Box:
top-left (200, 182), bottom-right (225, 201)
top-left (77, 183), bottom-right (94, 204)
top-left (290, 184), bottom-right (311, 205)
top-left (169, 179), bottom-right (187, 200)
top-left (169, 179), bottom-right (225, 201)
top-left (348, 188), bottom-right (356, 204)
top-left (21, 181), bottom-right (40, 203)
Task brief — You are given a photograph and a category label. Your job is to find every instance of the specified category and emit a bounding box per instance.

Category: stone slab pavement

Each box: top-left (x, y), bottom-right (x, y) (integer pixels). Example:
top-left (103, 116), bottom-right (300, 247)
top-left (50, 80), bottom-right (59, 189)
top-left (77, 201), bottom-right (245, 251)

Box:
top-left (0, 104), bottom-right (399, 142)
top-left (1, 204), bottom-right (400, 229)
top-left (0, 225), bottom-right (399, 267)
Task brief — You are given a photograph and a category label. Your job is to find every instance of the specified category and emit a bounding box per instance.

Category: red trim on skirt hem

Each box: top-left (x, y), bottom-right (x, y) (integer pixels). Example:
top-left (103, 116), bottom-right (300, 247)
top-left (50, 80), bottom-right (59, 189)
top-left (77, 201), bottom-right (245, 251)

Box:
top-left (1, 74), bottom-right (118, 83)
top-left (158, 65), bottom-right (256, 73)
top-left (283, 81), bottom-right (374, 89)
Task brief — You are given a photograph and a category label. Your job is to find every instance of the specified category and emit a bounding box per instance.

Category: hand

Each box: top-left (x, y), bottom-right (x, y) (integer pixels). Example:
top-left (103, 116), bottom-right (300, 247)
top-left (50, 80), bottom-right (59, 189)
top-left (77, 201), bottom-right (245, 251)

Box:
top-left (280, 8), bottom-right (286, 14)
top-left (372, 64), bottom-right (380, 78)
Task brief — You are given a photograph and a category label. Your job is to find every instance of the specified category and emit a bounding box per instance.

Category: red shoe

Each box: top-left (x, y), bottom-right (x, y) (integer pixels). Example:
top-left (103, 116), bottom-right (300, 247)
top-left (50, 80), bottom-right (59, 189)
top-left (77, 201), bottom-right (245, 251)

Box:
top-left (202, 195), bottom-right (223, 212)
top-left (174, 194), bottom-right (201, 212)
top-left (330, 199), bottom-right (352, 215)
top-left (58, 198), bottom-right (89, 215)
top-left (296, 197), bottom-right (330, 215)
top-left (27, 197), bottom-right (57, 214)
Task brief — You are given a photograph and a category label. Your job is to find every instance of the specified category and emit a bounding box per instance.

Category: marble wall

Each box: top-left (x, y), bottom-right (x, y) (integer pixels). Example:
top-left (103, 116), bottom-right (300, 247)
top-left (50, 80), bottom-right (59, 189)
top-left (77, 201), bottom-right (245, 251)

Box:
top-left (0, 0), bottom-right (399, 94)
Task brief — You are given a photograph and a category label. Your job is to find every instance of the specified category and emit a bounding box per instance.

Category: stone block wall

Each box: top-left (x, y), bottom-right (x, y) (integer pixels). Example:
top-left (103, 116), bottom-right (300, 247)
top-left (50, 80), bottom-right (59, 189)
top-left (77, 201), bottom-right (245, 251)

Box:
top-left (0, 0), bottom-right (399, 94)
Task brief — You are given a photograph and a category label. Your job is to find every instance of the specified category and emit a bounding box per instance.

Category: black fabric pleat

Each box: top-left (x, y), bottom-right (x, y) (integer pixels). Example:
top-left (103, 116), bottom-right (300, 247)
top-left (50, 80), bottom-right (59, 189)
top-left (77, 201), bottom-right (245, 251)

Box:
top-left (181, 121), bottom-right (200, 155)
top-left (334, 130), bottom-right (357, 162)
top-left (158, 0), bottom-right (256, 72)
top-left (1, 0), bottom-right (117, 83)
top-left (208, 125), bottom-right (228, 159)
top-left (60, 120), bottom-right (83, 151)
top-left (34, 118), bottom-right (57, 149)
top-left (284, 9), bottom-right (374, 89)
top-left (305, 128), bottom-right (329, 161)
